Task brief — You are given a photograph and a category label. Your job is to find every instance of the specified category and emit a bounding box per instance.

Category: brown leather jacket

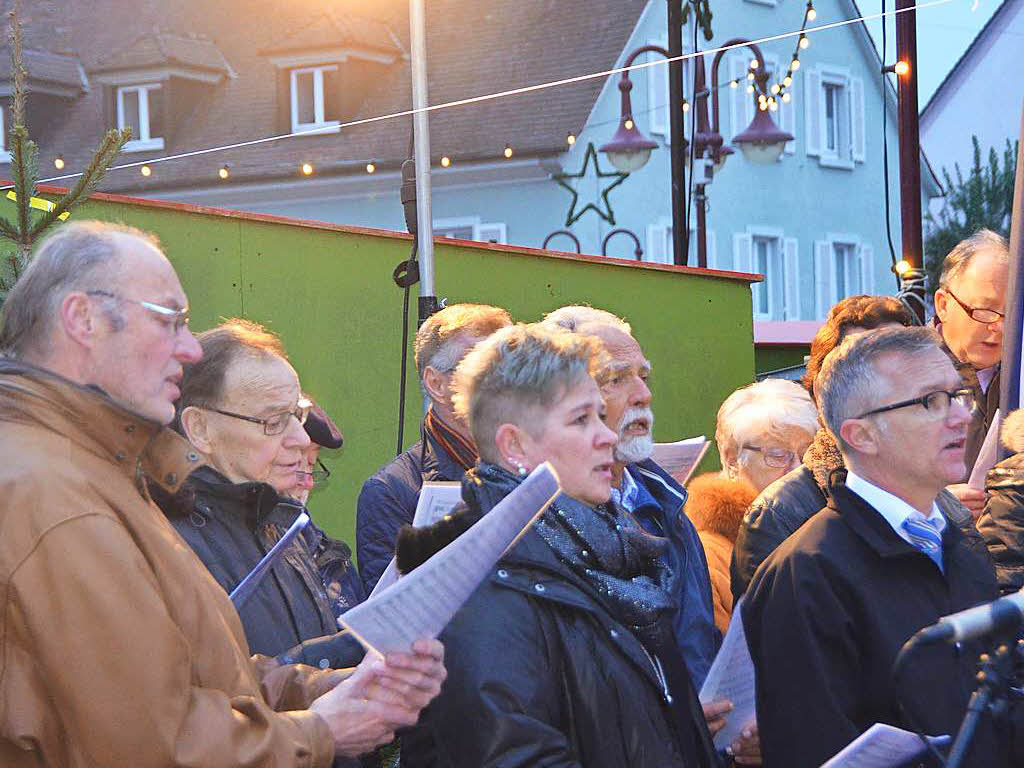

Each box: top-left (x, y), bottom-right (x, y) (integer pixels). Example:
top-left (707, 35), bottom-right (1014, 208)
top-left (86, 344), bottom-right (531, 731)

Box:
top-left (0, 361), bottom-right (337, 768)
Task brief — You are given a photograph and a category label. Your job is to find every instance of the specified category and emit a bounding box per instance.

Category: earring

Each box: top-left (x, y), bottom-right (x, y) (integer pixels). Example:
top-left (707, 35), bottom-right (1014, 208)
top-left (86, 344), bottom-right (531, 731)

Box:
top-left (511, 459), bottom-right (528, 477)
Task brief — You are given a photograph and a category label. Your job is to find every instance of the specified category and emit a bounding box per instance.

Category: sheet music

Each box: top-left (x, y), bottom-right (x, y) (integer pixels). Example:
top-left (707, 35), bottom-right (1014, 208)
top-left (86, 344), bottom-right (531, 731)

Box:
top-left (341, 463), bottom-right (560, 655)
top-left (968, 409), bottom-right (1002, 490)
top-left (367, 481), bottom-right (465, 599)
top-left (651, 436), bottom-right (710, 486)
top-left (699, 596), bottom-right (756, 751)
top-left (820, 723), bottom-right (950, 768)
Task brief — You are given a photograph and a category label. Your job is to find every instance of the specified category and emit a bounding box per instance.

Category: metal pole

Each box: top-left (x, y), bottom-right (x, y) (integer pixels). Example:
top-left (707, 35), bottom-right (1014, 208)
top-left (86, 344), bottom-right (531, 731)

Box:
top-left (409, 0), bottom-right (437, 323)
top-left (997, 104), bottom-right (1024, 460)
top-left (895, 0), bottom-right (925, 323)
top-left (668, 0), bottom-right (688, 265)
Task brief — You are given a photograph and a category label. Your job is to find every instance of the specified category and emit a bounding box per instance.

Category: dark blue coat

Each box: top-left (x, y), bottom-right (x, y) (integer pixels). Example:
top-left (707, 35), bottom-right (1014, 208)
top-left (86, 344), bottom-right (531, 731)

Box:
top-left (356, 426), bottom-right (465, 593)
top-left (627, 459), bottom-right (720, 688)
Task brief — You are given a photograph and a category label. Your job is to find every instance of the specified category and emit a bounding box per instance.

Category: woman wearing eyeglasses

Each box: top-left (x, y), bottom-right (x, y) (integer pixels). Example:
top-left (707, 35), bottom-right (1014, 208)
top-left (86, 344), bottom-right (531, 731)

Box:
top-left (154, 319), bottom-right (345, 662)
top-left (684, 378), bottom-right (817, 635)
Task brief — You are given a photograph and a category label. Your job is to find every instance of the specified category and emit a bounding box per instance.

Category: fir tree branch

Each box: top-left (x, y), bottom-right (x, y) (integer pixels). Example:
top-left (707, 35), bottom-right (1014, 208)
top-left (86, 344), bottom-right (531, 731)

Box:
top-left (0, 215), bottom-right (20, 241)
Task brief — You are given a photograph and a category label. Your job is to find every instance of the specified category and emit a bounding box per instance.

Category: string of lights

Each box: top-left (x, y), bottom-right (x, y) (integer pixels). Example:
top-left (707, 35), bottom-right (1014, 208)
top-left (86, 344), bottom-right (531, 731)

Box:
top-left (17, 0), bottom-right (954, 189)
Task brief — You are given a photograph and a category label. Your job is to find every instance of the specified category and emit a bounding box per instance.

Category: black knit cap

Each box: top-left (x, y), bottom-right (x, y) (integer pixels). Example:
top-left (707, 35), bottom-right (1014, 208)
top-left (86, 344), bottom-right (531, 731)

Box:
top-left (304, 397), bottom-right (344, 449)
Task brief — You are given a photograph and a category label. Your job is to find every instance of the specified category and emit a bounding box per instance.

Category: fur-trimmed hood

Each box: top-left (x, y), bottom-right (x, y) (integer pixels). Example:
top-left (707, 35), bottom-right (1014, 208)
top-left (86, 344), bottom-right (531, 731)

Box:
top-left (1002, 410), bottom-right (1024, 454)
top-left (804, 428), bottom-right (844, 491)
top-left (684, 473), bottom-right (757, 543)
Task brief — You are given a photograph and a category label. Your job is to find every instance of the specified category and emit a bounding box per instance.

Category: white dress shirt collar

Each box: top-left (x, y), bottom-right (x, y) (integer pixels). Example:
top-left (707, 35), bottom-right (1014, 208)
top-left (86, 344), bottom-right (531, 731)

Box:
top-left (844, 470), bottom-right (946, 547)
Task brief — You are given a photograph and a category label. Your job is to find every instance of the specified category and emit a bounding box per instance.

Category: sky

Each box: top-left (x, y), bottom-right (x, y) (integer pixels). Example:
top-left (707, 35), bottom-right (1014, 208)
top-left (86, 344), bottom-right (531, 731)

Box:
top-left (861, 0), bottom-right (1005, 105)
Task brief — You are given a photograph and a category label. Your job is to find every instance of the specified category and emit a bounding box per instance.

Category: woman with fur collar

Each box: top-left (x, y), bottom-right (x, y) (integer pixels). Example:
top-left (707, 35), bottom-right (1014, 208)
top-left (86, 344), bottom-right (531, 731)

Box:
top-left (978, 410), bottom-right (1024, 593)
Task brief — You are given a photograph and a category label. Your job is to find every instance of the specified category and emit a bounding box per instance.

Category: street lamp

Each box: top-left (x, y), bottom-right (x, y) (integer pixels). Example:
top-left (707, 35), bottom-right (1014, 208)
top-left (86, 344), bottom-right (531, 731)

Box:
top-left (602, 38), bottom-right (792, 267)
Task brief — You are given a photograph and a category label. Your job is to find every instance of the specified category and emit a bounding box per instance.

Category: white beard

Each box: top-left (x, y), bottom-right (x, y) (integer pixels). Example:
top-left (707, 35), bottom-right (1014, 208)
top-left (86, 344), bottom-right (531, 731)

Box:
top-left (614, 406), bottom-right (655, 463)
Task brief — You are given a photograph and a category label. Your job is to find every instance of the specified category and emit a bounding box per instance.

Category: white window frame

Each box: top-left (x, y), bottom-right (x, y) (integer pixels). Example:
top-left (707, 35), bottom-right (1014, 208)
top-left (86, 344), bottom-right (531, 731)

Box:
top-left (815, 234), bottom-right (875, 318)
top-left (645, 219), bottom-right (715, 267)
top-left (290, 65), bottom-right (341, 135)
top-left (807, 64), bottom-right (864, 169)
top-left (0, 108), bottom-right (10, 163)
top-left (117, 84), bottom-right (165, 152)
top-left (433, 216), bottom-right (507, 244)
top-left (648, 38), bottom-right (690, 142)
top-left (750, 231), bottom-right (784, 321)
top-left (736, 226), bottom-right (801, 321)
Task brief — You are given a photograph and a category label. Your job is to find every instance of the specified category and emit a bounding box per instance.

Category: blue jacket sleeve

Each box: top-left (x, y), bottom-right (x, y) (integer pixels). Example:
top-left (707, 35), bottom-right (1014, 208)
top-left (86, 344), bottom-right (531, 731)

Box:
top-left (355, 476), bottom-right (413, 594)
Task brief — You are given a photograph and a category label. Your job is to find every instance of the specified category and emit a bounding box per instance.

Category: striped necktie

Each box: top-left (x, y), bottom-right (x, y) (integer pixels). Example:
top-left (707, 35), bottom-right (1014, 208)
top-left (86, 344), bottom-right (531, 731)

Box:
top-left (902, 517), bottom-right (944, 572)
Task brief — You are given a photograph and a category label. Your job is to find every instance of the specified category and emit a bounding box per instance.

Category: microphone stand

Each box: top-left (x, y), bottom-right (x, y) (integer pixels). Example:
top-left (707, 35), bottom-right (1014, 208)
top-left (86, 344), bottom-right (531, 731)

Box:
top-left (945, 640), bottom-right (1019, 768)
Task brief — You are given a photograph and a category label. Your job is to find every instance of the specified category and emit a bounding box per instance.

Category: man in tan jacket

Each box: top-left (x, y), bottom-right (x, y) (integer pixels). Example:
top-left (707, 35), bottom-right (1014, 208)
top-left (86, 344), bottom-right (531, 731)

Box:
top-left (0, 221), bottom-right (446, 768)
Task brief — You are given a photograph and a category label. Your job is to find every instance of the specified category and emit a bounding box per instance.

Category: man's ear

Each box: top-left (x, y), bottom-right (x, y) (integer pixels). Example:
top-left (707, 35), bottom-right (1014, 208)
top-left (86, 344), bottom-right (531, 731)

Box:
top-left (494, 422), bottom-right (530, 467)
top-left (59, 292), bottom-right (99, 347)
top-left (180, 406), bottom-right (213, 454)
top-left (422, 366), bottom-right (448, 405)
top-left (934, 288), bottom-right (950, 323)
top-left (838, 418), bottom-right (879, 456)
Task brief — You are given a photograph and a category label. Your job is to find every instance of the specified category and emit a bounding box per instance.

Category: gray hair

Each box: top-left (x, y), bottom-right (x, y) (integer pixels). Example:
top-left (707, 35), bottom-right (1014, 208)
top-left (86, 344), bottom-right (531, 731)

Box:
top-left (715, 378), bottom-right (818, 464)
top-left (541, 305), bottom-right (632, 334)
top-left (0, 221), bottom-right (158, 359)
top-left (452, 323), bottom-right (607, 464)
top-left (818, 326), bottom-right (943, 450)
top-left (413, 303), bottom-right (512, 379)
top-left (939, 229), bottom-right (1009, 288)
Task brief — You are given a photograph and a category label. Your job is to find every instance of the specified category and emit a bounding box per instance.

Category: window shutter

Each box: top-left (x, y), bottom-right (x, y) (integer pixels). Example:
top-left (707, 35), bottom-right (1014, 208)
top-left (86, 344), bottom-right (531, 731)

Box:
top-left (814, 240), bottom-right (835, 318)
top-left (805, 68), bottom-right (822, 157)
top-left (859, 244), bottom-right (874, 293)
top-left (851, 76), bottom-right (866, 162)
top-left (646, 224), bottom-right (671, 264)
top-left (783, 237), bottom-right (801, 320)
top-left (477, 222), bottom-right (507, 244)
top-left (277, 69), bottom-right (292, 133)
top-left (649, 41), bottom-right (669, 138)
top-left (734, 232), bottom-right (753, 273)
top-left (706, 230), bottom-right (719, 269)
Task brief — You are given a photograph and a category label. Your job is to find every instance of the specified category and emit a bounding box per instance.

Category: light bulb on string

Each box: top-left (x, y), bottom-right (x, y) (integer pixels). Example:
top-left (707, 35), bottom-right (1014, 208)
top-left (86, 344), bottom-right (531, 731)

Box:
top-left (730, 79), bottom-right (739, 89)
top-left (218, 165), bottom-right (230, 179)
top-left (783, 75), bottom-right (792, 88)
top-left (747, 84), bottom-right (755, 94)
top-left (807, 5), bottom-right (817, 21)
top-left (567, 132), bottom-right (577, 145)
top-left (747, 71), bottom-right (755, 81)
top-left (54, 155), bottom-right (65, 170)
top-left (782, 92), bottom-right (792, 103)
top-left (624, 119), bottom-right (634, 130)
top-left (799, 35), bottom-right (810, 50)
top-left (440, 155), bottom-right (452, 168)
top-left (750, 59), bottom-right (759, 69)
top-left (771, 83), bottom-right (781, 95)
top-left (894, 60), bottom-right (910, 76)
top-left (682, 99), bottom-right (690, 113)
top-left (791, 58), bottom-right (801, 71)
top-left (301, 162), bottom-right (313, 176)
top-left (140, 165), bottom-right (152, 177)
top-left (503, 144), bottom-right (513, 158)
top-left (366, 162), bottom-right (376, 174)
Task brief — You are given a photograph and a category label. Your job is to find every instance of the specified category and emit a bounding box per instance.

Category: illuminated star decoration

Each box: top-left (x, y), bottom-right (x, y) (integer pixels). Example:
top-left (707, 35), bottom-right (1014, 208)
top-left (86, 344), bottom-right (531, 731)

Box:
top-left (552, 142), bottom-right (628, 226)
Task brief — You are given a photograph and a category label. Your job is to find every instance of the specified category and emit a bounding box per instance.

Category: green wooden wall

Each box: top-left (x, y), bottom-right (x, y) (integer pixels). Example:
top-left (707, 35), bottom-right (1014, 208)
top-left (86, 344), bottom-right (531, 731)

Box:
top-left (11, 193), bottom-right (757, 550)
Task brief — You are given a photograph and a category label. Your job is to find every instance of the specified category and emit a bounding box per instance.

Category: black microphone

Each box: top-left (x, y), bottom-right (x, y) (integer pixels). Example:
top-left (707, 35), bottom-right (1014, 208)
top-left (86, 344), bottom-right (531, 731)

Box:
top-left (912, 588), bottom-right (1024, 645)
top-left (400, 159), bottom-right (417, 235)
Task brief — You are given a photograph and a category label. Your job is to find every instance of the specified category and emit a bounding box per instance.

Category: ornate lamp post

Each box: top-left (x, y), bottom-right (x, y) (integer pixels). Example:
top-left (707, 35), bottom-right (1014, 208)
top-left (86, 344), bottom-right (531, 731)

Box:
top-left (602, 38), bottom-right (792, 268)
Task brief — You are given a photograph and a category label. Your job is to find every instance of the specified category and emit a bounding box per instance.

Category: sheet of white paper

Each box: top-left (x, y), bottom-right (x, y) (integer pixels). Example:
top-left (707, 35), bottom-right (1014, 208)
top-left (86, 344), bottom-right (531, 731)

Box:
top-left (699, 596), bottom-right (756, 750)
top-left (820, 723), bottom-right (950, 768)
top-left (340, 463), bottom-right (560, 655)
top-left (367, 481), bottom-right (465, 599)
top-left (651, 436), bottom-right (710, 486)
top-left (968, 409), bottom-right (1002, 490)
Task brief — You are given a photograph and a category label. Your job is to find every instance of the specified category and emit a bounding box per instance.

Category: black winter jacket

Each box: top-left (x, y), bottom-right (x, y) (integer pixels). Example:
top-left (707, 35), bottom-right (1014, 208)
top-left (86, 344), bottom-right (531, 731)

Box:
top-left (978, 410), bottom-right (1024, 593)
top-left (731, 429), bottom-right (985, 602)
top-left (744, 476), bottom-right (1015, 768)
top-left (398, 470), bottom-right (720, 768)
top-left (356, 425), bottom-right (465, 593)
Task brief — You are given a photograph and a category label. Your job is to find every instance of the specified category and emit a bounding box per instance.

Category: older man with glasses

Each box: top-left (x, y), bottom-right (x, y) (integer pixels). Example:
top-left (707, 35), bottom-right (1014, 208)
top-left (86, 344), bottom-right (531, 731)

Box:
top-left (934, 229), bottom-right (1011, 516)
top-left (743, 326), bottom-right (1017, 767)
top-left (0, 222), bottom-right (446, 768)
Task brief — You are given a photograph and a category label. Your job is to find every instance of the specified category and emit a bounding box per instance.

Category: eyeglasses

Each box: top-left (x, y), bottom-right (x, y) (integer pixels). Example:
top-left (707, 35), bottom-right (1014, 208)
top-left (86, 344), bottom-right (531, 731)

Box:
top-left (741, 444), bottom-right (797, 469)
top-left (298, 459), bottom-right (332, 485)
top-left (945, 289), bottom-right (1004, 325)
top-left (205, 397), bottom-right (313, 436)
top-left (87, 290), bottom-right (190, 333)
top-left (856, 388), bottom-right (974, 420)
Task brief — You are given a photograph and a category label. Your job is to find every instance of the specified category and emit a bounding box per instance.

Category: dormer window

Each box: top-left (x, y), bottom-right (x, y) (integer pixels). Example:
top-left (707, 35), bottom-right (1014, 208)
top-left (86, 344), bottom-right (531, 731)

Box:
top-left (290, 65), bottom-right (340, 134)
top-left (117, 84), bottom-right (164, 151)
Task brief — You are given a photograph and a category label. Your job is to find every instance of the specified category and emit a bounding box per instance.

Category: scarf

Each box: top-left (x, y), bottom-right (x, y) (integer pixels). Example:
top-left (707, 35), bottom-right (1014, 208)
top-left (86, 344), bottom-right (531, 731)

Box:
top-left (470, 463), bottom-right (678, 650)
top-left (424, 407), bottom-right (478, 472)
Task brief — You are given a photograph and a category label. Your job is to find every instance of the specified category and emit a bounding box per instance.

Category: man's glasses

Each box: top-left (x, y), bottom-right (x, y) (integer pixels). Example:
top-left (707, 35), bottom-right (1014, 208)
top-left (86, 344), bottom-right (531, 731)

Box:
top-left (945, 289), bottom-right (1004, 325)
top-left (87, 290), bottom-right (190, 333)
top-left (205, 398), bottom-right (313, 436)
top-left (298, 459), bottom-right (332, 485)
top-left (741, 444), bottom-right (797, 469)
top-left (856, 388), bottom-right (974, 420)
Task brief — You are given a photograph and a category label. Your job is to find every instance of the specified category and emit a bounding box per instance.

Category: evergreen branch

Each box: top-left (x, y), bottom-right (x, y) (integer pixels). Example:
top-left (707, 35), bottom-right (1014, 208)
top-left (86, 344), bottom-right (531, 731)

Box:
top-left (9, 123), bottom-right (38, 248)
top-left (29, 128), bottom-right (130, 238)
top-left (0, 215), bottom-right (20, 241)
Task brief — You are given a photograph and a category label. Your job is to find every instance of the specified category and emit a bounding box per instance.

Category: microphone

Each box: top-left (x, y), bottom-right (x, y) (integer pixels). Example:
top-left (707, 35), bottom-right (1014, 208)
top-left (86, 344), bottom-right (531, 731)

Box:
top-left (913, 588), bottom-right (1024, 645)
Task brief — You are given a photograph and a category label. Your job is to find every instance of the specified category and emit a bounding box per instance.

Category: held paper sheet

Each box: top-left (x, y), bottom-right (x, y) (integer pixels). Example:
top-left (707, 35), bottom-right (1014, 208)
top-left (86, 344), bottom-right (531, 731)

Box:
top-left (968, 409), bottom-right (1002, 490)
top-left (340, 463), bottom-right (560, 655)
top-left (651, 437), bottom-right (710, 486)
top-left (820, 723), bottom-right (950, 767)
top-left (368, 481), bottom-right (464, 599)
top-left (699, 596), bottom-right (756, 751)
